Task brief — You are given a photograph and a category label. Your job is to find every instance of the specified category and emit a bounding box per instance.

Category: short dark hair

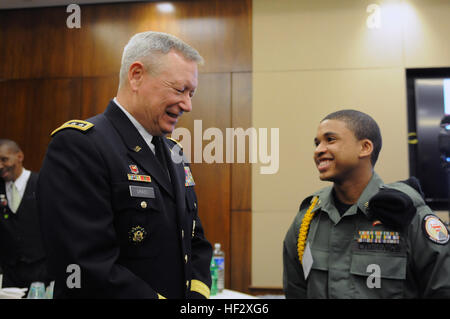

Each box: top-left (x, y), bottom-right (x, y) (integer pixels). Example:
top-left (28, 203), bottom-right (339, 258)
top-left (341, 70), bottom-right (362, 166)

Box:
top-left (321, 109), bottom-right (382, 166)
top-left (0, 139), bottom-right (22, 153)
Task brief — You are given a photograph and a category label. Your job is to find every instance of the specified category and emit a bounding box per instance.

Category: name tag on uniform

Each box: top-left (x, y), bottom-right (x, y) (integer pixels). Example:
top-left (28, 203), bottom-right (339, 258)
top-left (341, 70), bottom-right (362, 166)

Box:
top-left (302, 242), bottom-right (313, 280)
top-left (129, 185), bottom-right (155, 198)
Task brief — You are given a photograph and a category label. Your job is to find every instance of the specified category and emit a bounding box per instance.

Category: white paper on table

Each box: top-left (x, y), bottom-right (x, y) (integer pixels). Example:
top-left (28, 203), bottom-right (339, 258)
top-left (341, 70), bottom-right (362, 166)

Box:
top-left (0, 287), bottom-right (28, 299)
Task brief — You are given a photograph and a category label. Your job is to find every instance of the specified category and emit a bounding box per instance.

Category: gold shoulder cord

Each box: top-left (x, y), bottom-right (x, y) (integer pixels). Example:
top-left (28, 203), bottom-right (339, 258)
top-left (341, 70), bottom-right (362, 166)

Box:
top-left (297, 196), bottom-right (319, 264)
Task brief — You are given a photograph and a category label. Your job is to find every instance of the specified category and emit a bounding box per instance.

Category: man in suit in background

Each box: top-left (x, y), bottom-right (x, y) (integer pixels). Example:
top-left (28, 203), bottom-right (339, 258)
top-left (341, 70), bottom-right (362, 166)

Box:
top-left (37, 31), bottom-right (212, 299)
top-left (0, 139), bottom-right (50, 289)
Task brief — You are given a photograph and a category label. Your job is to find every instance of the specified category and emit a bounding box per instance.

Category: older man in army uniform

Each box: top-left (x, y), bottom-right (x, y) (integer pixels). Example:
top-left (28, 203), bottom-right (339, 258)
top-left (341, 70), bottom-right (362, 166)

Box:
top-left (37, 31), bottom-right (212, 299)
top-left (283, 109), bottom-right (450, 298)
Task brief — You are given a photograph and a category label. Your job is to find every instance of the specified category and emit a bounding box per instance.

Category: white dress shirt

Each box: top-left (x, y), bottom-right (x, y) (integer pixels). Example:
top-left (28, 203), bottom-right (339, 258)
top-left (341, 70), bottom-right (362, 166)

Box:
top-left (113, 97), bottom-right (156, 154)
top-left (5, 168), bottom-right (31, 212)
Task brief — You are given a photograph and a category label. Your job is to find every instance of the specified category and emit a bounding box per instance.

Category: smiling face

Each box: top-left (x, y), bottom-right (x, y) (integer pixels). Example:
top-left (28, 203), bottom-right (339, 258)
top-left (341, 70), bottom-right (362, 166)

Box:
top-left (314, 119), bottom-right (372, 183)
top-left (129, 50), bottom-right (198, 136)
top-left (0, 144), bottom-right (23, 182)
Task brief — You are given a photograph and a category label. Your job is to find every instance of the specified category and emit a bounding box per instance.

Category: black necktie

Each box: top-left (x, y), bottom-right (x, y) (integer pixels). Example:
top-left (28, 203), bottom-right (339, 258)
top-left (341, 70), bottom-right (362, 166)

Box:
top-left (153, 136), bottom-right (170, 177)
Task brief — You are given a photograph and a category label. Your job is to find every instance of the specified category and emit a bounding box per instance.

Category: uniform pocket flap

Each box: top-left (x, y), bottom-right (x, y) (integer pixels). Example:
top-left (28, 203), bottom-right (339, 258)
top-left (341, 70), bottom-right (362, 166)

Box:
top-left (311, 249), bottom-right (329, 271)
top-left (350, 254), bottom-right (406, 280)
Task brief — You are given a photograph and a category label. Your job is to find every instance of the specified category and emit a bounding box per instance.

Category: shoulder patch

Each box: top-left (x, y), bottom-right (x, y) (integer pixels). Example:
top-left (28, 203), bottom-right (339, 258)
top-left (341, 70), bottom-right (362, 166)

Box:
top-left (422, 214), bottom-right (449, 245)
top-left (51, 120), bottom-right (94, 137)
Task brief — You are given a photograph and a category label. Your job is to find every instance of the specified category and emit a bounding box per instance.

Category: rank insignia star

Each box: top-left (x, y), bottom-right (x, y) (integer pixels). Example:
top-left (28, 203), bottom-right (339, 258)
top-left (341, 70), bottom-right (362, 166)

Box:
top-left (129, 226), bottom-right (147, 244)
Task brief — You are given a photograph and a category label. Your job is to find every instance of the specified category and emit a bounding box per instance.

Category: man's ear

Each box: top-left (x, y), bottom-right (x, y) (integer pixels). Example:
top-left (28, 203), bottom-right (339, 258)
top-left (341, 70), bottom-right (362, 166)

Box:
top-left (359, 139), bottom-right (373, 160)
top-left (128, 61), bottom-right (145, 92)
top-left (17, 151), bottom-right (24, 165)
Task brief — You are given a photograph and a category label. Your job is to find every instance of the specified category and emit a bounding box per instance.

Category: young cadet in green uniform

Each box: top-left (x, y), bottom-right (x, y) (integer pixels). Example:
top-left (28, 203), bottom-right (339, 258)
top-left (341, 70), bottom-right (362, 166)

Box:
top-left (283, 110), bottom-right (450, 298)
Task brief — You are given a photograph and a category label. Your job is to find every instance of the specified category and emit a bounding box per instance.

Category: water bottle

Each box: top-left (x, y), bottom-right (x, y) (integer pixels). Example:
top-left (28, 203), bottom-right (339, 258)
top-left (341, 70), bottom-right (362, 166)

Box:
top-left (45, 281), bottom-right (55, 299)
top-left (0, 266), bottom-right (3, 289)
top-left (27, 282), bottom-right (46, 299)
top-left (212, 243), bottom-right (225, 293)
top-left (210, 258), bottom-right (218, 296)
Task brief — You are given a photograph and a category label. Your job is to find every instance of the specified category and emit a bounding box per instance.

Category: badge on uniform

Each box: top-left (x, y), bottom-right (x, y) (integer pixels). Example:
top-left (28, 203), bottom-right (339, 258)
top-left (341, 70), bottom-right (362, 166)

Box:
top-left (0, 194), bottom-right (7, 207)
top-left (423, 215), bottom-right (449, 245)
top-left (127, 174), bottom-right (152, 183)
top-left (184, 166), bottom-right (195, 187)
top-left (129, 226), bottom-right (147, 244)
top-left (356, 230), bottom-right (400, 252)
top-left (129, 164), bottom-right (139, 174)
top-left (357, 231), bottom-right (400, 244)
top-left (129, 185), bottom-right (155, 199)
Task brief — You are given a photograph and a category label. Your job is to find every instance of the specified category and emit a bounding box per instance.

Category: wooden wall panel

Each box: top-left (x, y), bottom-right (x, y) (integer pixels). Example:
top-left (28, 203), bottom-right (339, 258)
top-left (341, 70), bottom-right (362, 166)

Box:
top-left (230, 210), bottom-right (252, 294)
top-left (0, 0), bottom-right (251, 79)
top-left (231, 72), bottom-right (252, 211)
top-left (0, 8), bottom-right (82, 79)
top-left (0, 81), bottom-right (29, 148)
top-left (25, 79), bottom-right (83, 169)
top-left (0, 79), bottom-right (82, 171)
top-left (81, 75), bottom-right (119, 118)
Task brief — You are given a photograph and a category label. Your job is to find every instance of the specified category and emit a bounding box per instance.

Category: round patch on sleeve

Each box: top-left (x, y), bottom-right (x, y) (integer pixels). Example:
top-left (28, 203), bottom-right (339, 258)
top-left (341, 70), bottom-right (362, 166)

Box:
top-left (422, 215), bottom-right (449, 245)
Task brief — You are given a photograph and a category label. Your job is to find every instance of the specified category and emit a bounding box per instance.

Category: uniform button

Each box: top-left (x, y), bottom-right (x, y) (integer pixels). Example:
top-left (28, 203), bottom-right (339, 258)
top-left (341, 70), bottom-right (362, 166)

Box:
top-left (182, 230), bottom-right (185, 239)
top-left (186, 280), bottom-right (189, 287)
top-left (140, 201), bottom-right (147, 209)
top-left (194, 202), bottom-right (197, 209)
top-left (185, 254), bottom-right (188, 263)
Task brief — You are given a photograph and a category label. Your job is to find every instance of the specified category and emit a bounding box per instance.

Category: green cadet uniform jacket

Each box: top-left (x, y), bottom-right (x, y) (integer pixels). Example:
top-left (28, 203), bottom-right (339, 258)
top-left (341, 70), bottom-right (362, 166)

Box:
top-left (283, 173), bottom-right (450, 298)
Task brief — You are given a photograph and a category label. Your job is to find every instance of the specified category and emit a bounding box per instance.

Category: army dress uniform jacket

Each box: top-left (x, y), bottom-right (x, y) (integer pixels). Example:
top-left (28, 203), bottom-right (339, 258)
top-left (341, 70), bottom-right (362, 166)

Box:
top-left (283, 173), bottom-right (450, 298)
top-left (37, 100), bottom-right (212, 299)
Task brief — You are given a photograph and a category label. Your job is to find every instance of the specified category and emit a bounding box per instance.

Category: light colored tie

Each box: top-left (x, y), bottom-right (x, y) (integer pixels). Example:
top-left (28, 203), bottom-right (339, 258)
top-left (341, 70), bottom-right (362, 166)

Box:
top-left (10, 183), bottom-right (21, 213)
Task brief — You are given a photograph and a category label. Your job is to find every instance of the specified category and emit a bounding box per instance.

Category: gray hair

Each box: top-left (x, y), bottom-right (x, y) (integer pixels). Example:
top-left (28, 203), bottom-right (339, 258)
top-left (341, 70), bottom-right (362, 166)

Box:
top-left (118, 31), bottom-right (204, 88)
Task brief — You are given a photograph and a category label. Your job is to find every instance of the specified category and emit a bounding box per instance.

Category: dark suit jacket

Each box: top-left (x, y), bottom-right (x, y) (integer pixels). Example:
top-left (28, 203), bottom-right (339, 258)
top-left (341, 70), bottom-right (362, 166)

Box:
top-left (37, 100), bottom-right (212, 299)
top-left (0, 172), bottom-right (47, 266)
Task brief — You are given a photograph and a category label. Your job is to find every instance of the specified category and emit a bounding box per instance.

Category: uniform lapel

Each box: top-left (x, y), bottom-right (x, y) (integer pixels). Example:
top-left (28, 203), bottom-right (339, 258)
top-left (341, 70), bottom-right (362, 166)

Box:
top-left (103, 100), bottom-right (174, 199)
top-left (0, 181), bottom-right (7, 213)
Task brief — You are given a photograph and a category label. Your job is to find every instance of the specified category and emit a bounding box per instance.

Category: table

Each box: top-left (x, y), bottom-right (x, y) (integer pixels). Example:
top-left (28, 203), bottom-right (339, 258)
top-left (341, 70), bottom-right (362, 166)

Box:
top-left (210, 289), bottom-right (258, 299)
